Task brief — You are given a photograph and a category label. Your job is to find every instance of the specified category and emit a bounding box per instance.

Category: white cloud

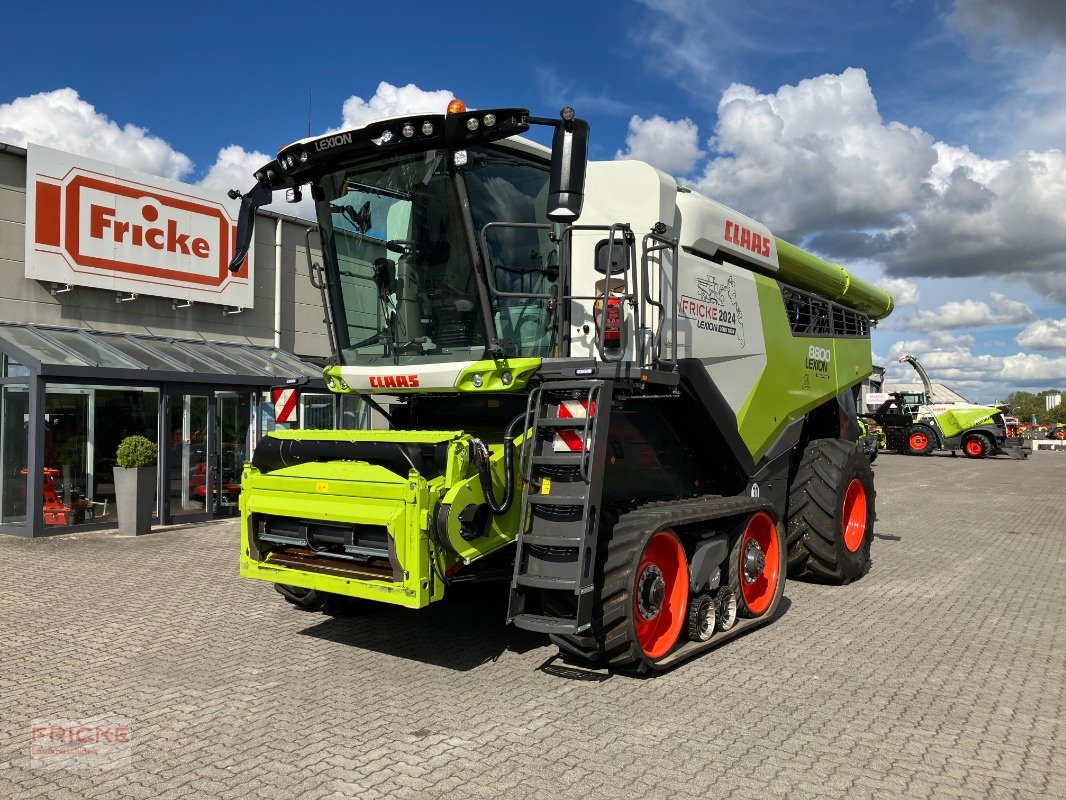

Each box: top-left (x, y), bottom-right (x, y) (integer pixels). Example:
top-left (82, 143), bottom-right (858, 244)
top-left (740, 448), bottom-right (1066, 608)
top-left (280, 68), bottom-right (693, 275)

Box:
top-left (882, 346), bottom-right (1066, 398)
top-left (0, 88), bottom-right (193, 180)
top-left (682, 68), bottom-right (1066, 304)
top-left (888, 332), bottom-right (975, 356)
top-left (615, 114), bottom-right (703, 175)
top-left (338, 82), bottom-right (456, 130)
top-left (907, 292), bottom-right (1035, 332)
top-left (876, 277), bottom-right (920, 307)
top-left (696, 68), bottom-right (937, 234)
top-left (1016, 318), bottom-right (1066, 350)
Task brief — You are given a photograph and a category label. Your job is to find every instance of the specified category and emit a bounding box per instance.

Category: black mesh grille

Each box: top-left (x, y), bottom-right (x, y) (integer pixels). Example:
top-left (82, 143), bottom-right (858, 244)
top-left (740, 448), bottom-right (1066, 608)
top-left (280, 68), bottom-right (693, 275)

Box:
top-left (782, 286), bottom-right (869, 338)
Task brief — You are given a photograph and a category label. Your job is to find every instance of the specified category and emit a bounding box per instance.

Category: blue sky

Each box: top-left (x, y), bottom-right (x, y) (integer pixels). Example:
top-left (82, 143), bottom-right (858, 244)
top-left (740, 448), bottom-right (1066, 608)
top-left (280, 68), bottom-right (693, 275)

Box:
top-left (1, 0), bottom-right (1065, 402)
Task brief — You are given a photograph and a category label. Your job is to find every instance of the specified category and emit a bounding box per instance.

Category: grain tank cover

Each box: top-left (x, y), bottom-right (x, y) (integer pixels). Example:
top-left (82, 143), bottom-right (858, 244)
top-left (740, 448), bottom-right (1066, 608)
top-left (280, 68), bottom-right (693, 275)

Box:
top-left (676, 191), bottom-right (779, 273)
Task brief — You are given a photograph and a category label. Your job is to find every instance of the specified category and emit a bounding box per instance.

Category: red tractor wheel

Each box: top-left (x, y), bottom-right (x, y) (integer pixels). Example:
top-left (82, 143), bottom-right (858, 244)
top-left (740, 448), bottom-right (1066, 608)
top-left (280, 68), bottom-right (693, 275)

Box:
top-left (731, 511), bottom-right (782, 617)
top-left (962, 433), bottom-right (991, 459)
top-left (633, 530), bottom-right (689, 660)
top-left (907, 427), bottom-right (935, 455)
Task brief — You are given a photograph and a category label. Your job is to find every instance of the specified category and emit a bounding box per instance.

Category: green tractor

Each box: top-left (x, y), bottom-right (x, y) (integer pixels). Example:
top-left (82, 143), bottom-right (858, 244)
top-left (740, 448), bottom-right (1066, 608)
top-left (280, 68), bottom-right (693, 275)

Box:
top-left (227, 99), bottom-right (894, 672)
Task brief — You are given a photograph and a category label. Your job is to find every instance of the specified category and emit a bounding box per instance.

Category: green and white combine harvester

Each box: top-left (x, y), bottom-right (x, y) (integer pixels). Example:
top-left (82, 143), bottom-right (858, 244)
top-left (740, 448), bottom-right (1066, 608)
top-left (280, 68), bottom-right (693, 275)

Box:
top-left (227, 99), bottom-right (894, 672)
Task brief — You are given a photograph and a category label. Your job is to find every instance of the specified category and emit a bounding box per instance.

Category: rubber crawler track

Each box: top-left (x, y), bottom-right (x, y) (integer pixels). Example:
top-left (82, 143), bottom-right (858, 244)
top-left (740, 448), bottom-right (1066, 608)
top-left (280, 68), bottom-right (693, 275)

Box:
top-left (551, 494), bottom-right (773, 672)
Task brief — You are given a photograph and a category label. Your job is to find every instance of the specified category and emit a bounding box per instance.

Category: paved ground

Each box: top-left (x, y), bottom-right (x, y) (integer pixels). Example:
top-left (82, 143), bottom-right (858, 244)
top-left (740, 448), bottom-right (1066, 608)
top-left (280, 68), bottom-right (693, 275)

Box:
top-left (0, 451), bottom-right (1063, 799)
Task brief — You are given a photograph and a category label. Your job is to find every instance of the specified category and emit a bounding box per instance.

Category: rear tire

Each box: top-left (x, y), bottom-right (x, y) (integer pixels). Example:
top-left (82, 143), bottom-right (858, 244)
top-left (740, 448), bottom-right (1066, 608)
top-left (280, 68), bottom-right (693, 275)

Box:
top-left (907, 426), bottom-right (936, 455)
top-left (786, 438), bottom-right (875, 584)
top-left (962, 432), bottom-right (992, 459)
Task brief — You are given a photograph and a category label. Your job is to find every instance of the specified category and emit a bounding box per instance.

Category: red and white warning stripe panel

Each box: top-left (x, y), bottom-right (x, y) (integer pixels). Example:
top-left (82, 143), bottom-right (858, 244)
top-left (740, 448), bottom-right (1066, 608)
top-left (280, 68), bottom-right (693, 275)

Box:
top-left (272, 387), bottom-right (299, 424)
top-left (553, 399), bottom-right (596, 452)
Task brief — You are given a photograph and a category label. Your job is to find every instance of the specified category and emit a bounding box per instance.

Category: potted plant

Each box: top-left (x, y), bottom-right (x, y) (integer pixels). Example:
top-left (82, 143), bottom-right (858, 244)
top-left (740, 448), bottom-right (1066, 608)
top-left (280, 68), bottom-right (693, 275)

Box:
top-left (113, 435), bottom-right (157, 535)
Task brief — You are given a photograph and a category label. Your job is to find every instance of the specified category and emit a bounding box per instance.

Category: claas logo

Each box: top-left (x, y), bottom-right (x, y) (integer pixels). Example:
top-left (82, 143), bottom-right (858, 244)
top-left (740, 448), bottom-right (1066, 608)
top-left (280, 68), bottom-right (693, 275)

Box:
top-left (369, 375), bottom-right (420, 388)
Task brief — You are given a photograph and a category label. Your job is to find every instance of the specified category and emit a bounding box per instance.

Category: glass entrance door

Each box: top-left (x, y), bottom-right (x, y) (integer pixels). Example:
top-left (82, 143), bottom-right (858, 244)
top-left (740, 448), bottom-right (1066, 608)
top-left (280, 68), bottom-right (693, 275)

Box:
top-left (213, 392), bottom-right (251, 517)
top-left (166, 392), bottom-right (210, 523)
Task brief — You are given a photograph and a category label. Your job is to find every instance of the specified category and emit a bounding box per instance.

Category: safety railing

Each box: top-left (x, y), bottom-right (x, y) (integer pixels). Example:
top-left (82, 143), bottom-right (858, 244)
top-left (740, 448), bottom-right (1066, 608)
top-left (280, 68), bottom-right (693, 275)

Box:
top-left (479, 222), bottom-right (678, 369)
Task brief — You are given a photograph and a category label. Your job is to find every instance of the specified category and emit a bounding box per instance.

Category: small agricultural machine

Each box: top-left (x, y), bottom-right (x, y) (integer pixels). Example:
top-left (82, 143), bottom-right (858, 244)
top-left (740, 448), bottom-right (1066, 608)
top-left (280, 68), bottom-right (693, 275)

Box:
top-left (869, 354), bottom-right (1026, 459)
top-left (227, 100), bottom-right (894, 671)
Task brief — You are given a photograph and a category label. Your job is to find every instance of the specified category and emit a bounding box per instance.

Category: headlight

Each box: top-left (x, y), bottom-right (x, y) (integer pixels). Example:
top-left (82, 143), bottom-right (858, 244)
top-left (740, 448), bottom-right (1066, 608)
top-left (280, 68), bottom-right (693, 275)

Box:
top-left (466, 117), bottom-right (480, 131)
top-left (402, 123), bottom-right (415, 138)
top-left (421, 121), bottom-right (434, 136)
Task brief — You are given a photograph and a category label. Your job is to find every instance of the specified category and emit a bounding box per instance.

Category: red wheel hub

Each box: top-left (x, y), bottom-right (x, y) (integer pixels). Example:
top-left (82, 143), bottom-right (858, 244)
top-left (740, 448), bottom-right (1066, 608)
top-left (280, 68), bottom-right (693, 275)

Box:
top-left (909, 432), bottom-right (928, 450)
top-left (738, 512), bottom-right (780, 616)
top-left (965, 439), bottom-right (985, 456)
top-left (841, 479), bottom-right (867, 552)
top-left (633, 530), bottom-right (688, 659)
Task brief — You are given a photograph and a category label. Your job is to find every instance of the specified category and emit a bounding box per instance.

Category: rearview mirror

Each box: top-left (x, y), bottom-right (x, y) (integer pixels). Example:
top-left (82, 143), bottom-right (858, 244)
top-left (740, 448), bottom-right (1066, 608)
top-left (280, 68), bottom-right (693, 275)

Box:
top-left (229, 179), bottom-right (274, 273)
top-left (546, 110), bottom-right (589, 223)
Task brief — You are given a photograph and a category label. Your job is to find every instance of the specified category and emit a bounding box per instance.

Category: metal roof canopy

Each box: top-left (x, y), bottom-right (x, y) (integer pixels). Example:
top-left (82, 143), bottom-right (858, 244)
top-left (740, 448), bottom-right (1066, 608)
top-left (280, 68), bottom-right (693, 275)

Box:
top-left (0, 323), bottom-right (326, 388)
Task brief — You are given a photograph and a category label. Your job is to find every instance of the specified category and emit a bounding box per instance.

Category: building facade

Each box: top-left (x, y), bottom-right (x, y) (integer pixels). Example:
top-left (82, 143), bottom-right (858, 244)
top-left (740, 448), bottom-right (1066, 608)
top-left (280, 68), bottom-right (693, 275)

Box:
top-left (0, 142), bottom-right (356, 536)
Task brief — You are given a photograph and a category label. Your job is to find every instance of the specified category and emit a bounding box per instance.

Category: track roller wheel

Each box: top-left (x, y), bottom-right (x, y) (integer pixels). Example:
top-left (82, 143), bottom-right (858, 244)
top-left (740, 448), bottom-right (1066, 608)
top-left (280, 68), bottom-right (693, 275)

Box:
top-left (687, 593), bottom-right (716, 642)
top-left (786, 438), bottom-right (876, 584)
top-left (962, 432), bottom-right (991, 459)
top-left (714, 588), bottom-right (737, 631)
top-left (729, 511), bottom-right (783, 617)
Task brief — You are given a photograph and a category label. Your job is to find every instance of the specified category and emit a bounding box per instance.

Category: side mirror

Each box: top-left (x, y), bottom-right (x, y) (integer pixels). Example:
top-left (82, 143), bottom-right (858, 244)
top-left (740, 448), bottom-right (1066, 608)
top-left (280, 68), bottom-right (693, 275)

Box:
top-left (228, 179), bottom-right (274, 273)
top-left (546, 109), bottom-right (589, 223)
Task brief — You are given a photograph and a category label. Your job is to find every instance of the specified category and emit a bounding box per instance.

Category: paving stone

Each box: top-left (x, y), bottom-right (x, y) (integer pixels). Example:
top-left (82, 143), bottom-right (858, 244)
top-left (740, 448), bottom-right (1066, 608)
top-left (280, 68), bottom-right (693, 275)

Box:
top-left (0, 452), bottom-right (1062, 799)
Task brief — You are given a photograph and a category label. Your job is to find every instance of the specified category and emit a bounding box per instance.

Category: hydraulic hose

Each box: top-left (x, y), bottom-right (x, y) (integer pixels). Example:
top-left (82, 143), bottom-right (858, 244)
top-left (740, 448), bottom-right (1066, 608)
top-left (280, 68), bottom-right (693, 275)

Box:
top-left (472, 411), bottom-right (530, 515)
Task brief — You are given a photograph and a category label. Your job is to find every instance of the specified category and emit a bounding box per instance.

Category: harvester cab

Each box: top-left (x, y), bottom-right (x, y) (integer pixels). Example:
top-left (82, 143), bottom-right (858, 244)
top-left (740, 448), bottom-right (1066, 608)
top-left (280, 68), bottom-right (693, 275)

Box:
top-left (230, 99), bottom-right (896, 672)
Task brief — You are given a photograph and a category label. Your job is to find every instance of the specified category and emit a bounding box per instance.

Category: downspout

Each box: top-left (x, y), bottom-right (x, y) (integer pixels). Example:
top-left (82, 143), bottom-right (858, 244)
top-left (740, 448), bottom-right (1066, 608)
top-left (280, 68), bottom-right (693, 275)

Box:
top-left (274, 217), bottom-right (283, 349)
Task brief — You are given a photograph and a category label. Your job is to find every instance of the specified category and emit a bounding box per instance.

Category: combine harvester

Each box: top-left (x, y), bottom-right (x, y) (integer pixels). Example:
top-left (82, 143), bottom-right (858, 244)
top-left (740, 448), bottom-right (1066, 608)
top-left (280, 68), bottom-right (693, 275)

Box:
top-left (227, 100), bottom-right (894, 672)
top-left (869, 354), bottom-right (1026, 459)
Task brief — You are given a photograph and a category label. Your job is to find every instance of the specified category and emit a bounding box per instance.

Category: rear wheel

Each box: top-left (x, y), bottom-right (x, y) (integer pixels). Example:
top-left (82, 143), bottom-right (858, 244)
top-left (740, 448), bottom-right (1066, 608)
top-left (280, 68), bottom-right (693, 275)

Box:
top-left (907, 427), bottom-right (936, 455)
top-left (787, 438), bottom-right (875, 584)
top-left (962, 432), bottom-right (992, 459)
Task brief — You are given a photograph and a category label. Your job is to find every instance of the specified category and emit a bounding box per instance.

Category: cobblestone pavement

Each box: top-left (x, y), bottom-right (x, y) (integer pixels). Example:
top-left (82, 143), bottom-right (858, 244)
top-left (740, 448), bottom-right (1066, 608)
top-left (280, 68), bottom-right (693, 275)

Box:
top-left (0, 452), bottom-right (1063, 799)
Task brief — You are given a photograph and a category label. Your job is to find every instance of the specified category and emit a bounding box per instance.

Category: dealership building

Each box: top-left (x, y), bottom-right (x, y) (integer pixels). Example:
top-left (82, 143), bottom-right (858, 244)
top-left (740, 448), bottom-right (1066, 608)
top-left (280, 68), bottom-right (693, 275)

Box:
top-left (0, 141), bottom-right (357, 537)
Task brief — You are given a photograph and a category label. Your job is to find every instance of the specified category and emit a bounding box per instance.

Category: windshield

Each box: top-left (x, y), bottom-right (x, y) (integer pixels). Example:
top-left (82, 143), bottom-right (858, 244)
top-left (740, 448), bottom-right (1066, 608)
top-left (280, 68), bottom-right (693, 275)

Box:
top-left (317, 146), bottom-right (556, 367)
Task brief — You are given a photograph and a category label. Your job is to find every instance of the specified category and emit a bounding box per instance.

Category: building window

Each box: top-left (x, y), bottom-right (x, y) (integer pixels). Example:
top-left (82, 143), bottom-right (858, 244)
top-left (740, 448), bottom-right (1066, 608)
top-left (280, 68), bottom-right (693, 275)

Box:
top-left (43, 385), bottom-right (159, 527)
top-left (2, 356), bottom-right (30, 378)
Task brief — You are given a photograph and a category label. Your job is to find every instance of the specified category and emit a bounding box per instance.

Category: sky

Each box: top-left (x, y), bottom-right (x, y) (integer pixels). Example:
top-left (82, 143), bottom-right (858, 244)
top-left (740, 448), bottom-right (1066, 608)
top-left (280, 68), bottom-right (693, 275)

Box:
top-left (1, 0), bottom-right (1064, 403)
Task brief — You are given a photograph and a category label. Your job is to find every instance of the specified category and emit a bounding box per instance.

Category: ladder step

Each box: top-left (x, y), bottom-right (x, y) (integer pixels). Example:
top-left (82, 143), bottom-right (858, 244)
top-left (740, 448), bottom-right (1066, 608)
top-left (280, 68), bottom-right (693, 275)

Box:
top-left (535, 418), bottom-right (589, 429)
top-left (530, 454), bottom-right (584, 466)
top-left (510, 613), bottom-right (580, 635)
top-left (527, 495), bottom-right (587, 508)
top-left (520, 533), bottom-right (582, 548)
top-left (515, 573), bottom-right (578, 590)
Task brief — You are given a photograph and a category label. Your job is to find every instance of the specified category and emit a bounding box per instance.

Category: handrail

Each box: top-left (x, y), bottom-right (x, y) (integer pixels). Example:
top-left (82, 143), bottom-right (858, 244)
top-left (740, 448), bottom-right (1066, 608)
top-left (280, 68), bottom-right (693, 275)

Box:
top-left (477, 220), bottom-right (677, 367)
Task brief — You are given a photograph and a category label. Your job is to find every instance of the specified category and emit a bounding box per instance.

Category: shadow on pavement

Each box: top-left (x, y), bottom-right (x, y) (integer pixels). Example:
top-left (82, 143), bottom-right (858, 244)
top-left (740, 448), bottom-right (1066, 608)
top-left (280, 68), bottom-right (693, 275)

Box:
top-left (296, 581), bottom-right (546, 672)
